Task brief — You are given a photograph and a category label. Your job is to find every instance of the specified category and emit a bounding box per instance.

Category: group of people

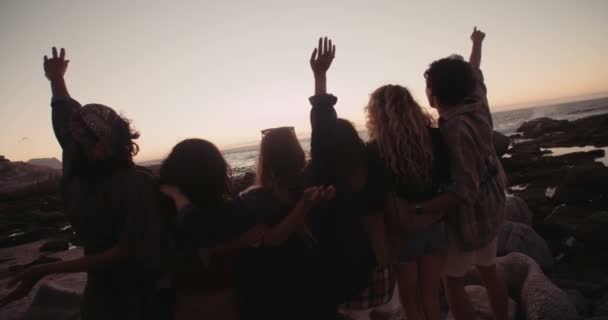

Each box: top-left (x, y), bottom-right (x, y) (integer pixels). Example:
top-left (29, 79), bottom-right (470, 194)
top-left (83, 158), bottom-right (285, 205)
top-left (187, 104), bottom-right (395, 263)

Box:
top-left (1, 27), bottom-right (509, 320)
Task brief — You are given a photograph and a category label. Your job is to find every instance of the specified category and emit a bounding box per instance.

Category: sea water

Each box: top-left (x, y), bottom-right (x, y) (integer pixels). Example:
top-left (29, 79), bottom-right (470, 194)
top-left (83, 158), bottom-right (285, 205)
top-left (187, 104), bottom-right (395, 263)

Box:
top-left (222, 97), bottom-right (608, 172)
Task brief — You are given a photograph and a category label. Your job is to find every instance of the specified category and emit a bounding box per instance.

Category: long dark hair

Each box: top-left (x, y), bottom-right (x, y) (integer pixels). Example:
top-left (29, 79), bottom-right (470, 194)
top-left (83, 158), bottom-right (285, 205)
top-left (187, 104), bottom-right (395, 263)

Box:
top-left (254, 127), bottom-right (306, 203)
top-left (334, 118), bottom-right (367, 179)
top-left (160, 139), bottom-right (231, 208)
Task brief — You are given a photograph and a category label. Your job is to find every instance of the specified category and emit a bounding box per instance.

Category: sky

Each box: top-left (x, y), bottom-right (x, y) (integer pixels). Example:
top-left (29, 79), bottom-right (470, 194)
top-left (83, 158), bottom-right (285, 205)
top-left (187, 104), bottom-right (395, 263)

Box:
top-left (1, 0), bottom-right (607, 162)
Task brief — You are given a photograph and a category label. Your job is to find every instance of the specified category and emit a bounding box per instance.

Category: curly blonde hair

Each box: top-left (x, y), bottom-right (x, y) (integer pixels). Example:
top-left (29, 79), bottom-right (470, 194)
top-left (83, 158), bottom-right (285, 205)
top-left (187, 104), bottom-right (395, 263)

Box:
top-left (365, 85), bottom-right (435, 187)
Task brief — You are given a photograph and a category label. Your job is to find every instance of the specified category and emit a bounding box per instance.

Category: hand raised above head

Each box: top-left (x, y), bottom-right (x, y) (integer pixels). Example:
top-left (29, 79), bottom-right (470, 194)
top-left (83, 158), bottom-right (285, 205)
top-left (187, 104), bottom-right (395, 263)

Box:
top-left (310, 36), bottom-right (336, 75)
top-left (44, 47), bottom-right (69, 81)
top-left (470, 26), bottom-right (486, 44)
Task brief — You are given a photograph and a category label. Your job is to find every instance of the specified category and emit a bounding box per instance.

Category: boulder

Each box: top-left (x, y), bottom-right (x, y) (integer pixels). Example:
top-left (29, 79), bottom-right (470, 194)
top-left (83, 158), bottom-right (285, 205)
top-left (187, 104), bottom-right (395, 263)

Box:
top-left (39, 239), bottom-right (70, 253)
top-left (445, 285), bottom-right (517, 320)
top-left (517, 117), bottom-right (570, 139)
top-left (565, 289), bottom-right (591, 318)
top-left (496, 253), bottom-right (579, 320)
top-left (554, 165), bottom-right (608, 205)
top-left (504, 195), bottom-right (533, 225)
top-left (21, 282), bottom-right (81, 320)
top-left (493, 131), bottom-right (511, 158)
top-left (498, 222), bottom-right (554, 270)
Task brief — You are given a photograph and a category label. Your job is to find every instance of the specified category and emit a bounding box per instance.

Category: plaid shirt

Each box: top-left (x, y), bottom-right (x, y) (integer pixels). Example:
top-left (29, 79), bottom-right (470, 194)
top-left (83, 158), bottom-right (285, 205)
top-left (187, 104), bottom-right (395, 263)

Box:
top-left (342, 265), bottom-right (396, 310)
top-left (439, 68), bottom-right (507, 251)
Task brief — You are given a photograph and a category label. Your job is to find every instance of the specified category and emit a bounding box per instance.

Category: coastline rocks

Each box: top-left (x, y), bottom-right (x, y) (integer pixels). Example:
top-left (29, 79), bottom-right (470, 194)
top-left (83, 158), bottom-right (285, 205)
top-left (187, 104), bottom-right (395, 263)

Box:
top-left (494, 131), bottom-right (510, 157)
top-left (505, 195), bottom-right (533, 225)
top-left (498, 222), bottom-right (554, 271)
top-left (21, 282), bottom-right (81, 320)
top-left (497, 253), bottom-right (579, 320)
top-left (517, 117), bottom-right (570, 139)
top-left (39, 239), bottom-right (70, 253)
top-left (445, 285), bottom-right (517, 320)
top-left (0, 158), bottom-right (61, 199)
top-left (26, 158), bottom-right (62, 171)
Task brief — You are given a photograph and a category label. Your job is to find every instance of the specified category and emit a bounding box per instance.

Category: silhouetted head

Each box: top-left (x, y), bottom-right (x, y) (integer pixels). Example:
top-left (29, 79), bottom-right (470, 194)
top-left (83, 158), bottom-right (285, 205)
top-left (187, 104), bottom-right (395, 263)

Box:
top-left (424, 55), bottom-right (477, 109)
top-left (366, 84), bottom-right (435, 186)
top-left (255, 127), bottom-right (306, 197)
top-left (160, 139), bottom-right (231, 208)
top-left (69, 104), bottom-right (139, 174)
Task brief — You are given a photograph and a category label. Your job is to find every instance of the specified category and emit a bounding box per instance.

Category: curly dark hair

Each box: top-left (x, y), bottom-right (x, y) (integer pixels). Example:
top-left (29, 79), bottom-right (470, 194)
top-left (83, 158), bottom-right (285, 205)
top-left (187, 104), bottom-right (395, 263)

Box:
top-left (111, 114), bottom-right (140, 165)
top-left (424, 55), bottom-right (477, 106)
top-left (159, 139), bottom-right (231, 208)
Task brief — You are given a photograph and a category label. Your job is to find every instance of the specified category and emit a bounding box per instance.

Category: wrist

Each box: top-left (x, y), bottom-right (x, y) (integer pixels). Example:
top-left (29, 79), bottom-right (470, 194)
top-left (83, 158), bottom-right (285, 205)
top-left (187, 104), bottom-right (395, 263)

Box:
top-left (48, 75), bottom-right (65, 82)
top-left (313, 72), bottom-right (327, 79)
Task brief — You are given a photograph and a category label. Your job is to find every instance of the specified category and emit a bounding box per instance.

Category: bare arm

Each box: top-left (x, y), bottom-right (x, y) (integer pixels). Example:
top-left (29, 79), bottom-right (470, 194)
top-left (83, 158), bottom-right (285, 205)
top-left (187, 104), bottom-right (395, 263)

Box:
top-left (1, 246), bottom-right (127, 307)
top-left (469, 27), bottom-right (485, 69)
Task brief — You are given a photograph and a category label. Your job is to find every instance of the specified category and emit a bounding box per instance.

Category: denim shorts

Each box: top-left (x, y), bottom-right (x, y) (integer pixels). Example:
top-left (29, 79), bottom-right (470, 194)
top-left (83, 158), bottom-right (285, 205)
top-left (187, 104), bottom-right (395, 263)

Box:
top-left (398, 220), bottom-right (448, 263)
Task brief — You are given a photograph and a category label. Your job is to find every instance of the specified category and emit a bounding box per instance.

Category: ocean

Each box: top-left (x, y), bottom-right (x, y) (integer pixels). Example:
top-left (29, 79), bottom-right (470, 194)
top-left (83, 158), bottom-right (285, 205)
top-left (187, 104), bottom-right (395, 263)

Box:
top-left (221, 97), bottom-right (608, 175)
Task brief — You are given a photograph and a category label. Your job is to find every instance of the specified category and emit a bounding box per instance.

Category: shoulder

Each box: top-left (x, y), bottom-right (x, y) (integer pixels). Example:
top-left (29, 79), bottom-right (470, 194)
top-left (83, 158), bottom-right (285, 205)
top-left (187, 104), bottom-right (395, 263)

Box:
top-left (120, 166), bottom-right (159, 193)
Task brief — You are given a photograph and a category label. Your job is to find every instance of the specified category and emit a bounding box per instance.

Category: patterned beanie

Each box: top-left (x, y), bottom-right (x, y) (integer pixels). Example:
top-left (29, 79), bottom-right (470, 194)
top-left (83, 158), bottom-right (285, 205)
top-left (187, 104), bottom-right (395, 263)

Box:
top-left (78, 104), bottom-right (120, 147)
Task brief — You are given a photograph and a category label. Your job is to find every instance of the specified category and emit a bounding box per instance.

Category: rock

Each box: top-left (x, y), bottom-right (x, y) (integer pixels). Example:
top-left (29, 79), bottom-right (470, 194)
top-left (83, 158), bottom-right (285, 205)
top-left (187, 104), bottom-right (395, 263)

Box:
top-left (498, 222), bottom-right (554, 270)
top-left (0, 158), bottom-right (61, 199)
top-left (0, 227), bottom-right (55, 248)
top-left (39, 239), bottom-right (69, 253)
top-left (445, 285), bottom-right (517, 320)
top-left (554, 165), bottom-right (608, 205)
top-left (504, 195), bottom-right (533, 225)
top-left (517, 117), bottom-right (571, 139)
top-left (494, 131), bottom-right (511, 158)
top-left (8, 256), bottom-right (62, 273)
top-left (496, 253), bottom-right (579, 320)
top-left (565, 289), bottom-right (591, 318)
top-left (26, 158), bottom-right (62, 170)
top-left (21, 282), bottom-right (81, 320)
top-left (594, 293), bottom-right (608, 318)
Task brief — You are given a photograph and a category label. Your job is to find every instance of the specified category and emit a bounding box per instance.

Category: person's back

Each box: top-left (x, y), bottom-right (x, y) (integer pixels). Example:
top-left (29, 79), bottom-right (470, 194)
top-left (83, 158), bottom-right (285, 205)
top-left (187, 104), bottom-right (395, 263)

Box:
top-left (0, 47), bottom-right (171, 319)
top-left (66, 167), bottom-right (167, 319)
top-left (422, 28), bottom-right (509, 320)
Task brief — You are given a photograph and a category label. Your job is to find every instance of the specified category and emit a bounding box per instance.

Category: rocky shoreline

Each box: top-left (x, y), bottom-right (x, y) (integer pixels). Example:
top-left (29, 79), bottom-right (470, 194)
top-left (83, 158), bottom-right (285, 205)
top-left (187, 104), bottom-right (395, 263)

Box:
top-left (1, 114), bottom-right (607, 319)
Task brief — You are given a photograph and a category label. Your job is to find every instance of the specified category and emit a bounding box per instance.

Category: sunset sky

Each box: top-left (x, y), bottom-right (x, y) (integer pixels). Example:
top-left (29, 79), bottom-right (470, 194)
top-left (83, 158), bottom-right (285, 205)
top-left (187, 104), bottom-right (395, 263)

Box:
top-left (1, 0), bottom-right (607, 162)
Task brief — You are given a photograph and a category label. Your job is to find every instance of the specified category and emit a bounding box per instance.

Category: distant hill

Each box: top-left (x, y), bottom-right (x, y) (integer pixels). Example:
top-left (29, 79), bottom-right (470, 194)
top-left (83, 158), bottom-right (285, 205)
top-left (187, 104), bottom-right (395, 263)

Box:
top-left (27, 158), bottom-right (62, 170)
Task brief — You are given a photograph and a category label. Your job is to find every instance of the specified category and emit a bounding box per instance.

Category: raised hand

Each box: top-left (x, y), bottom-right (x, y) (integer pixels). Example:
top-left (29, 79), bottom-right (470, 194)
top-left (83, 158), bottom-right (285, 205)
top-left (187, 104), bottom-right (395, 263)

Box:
top-left (44, 47), bottom-right (69, 81)
top-left (471, 26), bottom-right (486, 44)
top-left (310, 37), bottom-right (336, 76)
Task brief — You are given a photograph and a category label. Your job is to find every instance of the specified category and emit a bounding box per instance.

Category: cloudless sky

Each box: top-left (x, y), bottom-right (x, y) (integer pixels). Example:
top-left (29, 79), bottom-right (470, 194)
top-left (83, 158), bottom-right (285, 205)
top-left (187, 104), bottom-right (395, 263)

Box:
top-left (1, 0), bottom-right (607, 162)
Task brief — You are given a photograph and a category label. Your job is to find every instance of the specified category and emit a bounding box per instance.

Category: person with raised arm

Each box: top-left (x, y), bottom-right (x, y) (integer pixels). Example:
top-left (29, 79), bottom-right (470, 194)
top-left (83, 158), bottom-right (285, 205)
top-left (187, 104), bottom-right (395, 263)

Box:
top-left (415, 27), bottom-right (509, 320)
top-left (308, 37), bottom-right (394, 318)
top-left (0, 48), bottom-right (172, 320)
